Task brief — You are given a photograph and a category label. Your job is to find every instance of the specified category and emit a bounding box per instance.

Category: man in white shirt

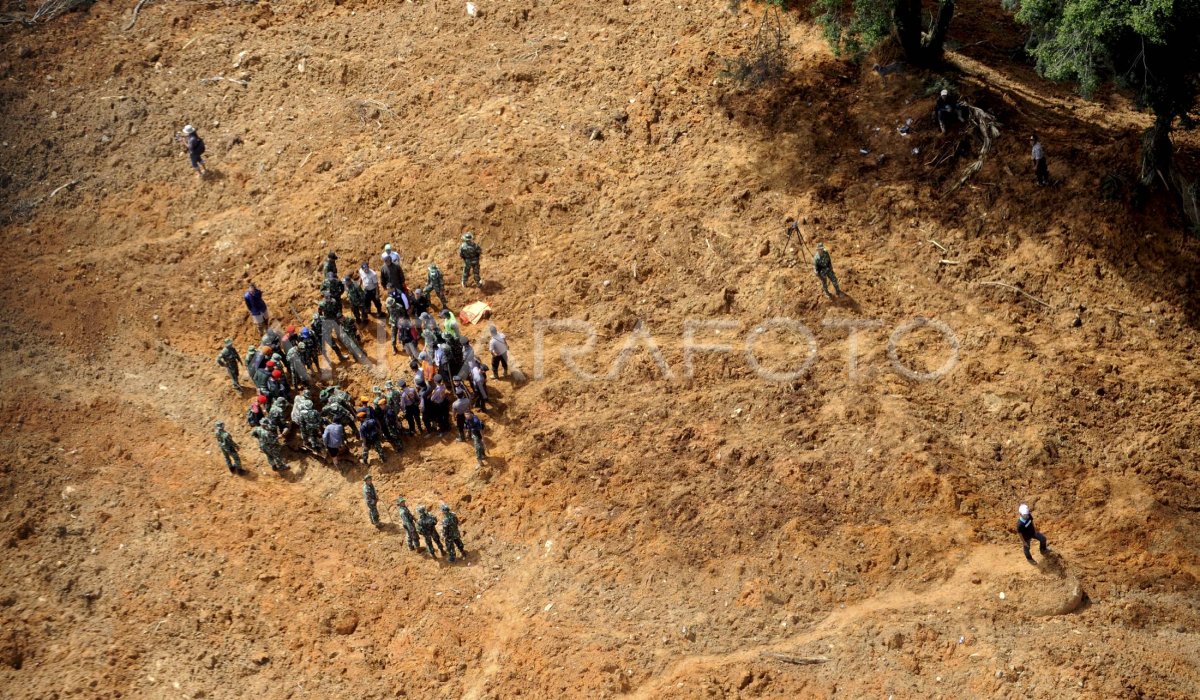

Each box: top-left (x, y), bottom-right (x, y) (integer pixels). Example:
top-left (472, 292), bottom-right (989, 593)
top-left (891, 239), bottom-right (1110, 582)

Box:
top-left (381, 244), bottom-right (400, 266)
top-left (487, 324), bottom-right (509, 377)
top-left (359, 262), bottom-right (383, 316)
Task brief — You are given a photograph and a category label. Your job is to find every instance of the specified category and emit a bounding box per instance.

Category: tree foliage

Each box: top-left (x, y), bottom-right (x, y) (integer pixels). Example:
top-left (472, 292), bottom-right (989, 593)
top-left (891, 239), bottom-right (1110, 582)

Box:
top-left (813, 0), bottom-right (956, 66)
top-left (1011, 1), bottom-right (1200, 167)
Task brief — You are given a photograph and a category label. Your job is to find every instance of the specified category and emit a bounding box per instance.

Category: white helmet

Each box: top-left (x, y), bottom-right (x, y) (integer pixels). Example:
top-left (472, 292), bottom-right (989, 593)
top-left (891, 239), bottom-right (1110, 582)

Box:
top-left (940, 89), bottom-right (948, 97)
top-left (183, 124), bottom-right (196, 135)
top-left (1018, 504), bottom-right (1030, 517)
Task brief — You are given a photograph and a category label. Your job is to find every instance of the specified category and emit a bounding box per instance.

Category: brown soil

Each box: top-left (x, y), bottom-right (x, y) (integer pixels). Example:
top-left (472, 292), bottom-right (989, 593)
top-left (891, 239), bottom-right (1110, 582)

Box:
top-left (1, 1), bottom-right (1199, 698)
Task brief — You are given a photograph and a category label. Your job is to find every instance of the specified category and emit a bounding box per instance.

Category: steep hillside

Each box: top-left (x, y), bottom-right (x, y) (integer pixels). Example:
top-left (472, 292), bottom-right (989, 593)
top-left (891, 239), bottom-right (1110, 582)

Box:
top-left (1, 1), bottom-right (1198, 698)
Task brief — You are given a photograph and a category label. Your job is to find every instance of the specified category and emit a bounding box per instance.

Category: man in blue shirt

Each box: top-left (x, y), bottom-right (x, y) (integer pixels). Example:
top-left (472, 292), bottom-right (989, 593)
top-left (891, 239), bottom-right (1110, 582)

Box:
top-left (244, 283), bottom-right (269, 333)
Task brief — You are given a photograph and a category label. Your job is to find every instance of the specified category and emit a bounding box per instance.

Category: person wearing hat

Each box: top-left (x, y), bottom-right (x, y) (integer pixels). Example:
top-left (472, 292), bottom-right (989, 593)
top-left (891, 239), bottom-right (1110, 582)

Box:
top-left (362, 475), bottom-right (381, 528)
top-left (441, 309), bottom-right (461, 340)
top-left (934, 89), bottom-right (957, 133)
top-left (214, 421), bottom-right (245, 475)
top-left (244, 282), bottom-right (270, 334)
top-left (216, 338), bottom-right (243, 391)
top-left (265, 369), bottom-right (290, 404)
top-left (380, 248), bottom-right (405, 295)
top-left (813, 242), bottom-right (843, 299)
top-left (321, 251), bottom-right (339, 278)
top-left (464, 411), bottom-right (487, 468)
top-left (440, 504), bottom-right (467, 562)
top-left (458, 232), bottom-right (483, 288)
top-left (381, 243), bottom-right (400, 266)
top-left (396, 497), bottom-right (420, 551)
top-left (416, 505), bottom-right (446, 557)
top-left (358, 410), bottom-right (386, 466)
top-left (249, 424), bottom-right (289, 473)
top-left (1030, 134), bottom-right (1050, 186)
top-left (1016, 503), bottom-right (1050, 564)
top-left (424, 263), bottom-right (449, 310)
top-left (177, 124), bottom-right (207, 177)
top-left (245, 393), bottom-right (267, 427)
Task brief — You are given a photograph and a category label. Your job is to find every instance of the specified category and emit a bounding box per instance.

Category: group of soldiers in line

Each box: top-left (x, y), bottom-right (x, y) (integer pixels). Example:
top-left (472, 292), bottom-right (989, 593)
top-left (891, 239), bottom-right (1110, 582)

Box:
top-left (363, 478), bottom-right (468, 561)
top-left (212, 236), bottom-right (506, 547)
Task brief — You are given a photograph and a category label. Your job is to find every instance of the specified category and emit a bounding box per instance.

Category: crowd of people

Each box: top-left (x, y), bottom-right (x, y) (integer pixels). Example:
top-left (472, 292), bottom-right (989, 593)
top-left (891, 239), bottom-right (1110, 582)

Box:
top-left (213, 234), bottom-right (506, 553)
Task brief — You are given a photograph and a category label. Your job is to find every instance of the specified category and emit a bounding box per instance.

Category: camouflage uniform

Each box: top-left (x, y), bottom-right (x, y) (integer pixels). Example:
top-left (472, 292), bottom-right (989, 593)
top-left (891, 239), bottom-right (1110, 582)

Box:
top-left (216, 341), bottom-right (241, 390)
top-left (813, 244), bottom-right (843, 298)
top-left (440, 504), bottom-right (466, 562)
top-left (250, 425), bottom-right (289, 471)
top-left (298, 407), bottom-right (324, 453)
top-left (345, 277), bottom-right (368, 324)
top-left (424, 264), bottom-right (449, 310)
top-left (397, 499), bottom-right (419, 551)
top-left (340, 315), bottom-right (362, 352)
top-left (322, 397), bottom-right (359, 438)
top-left (469, 415), bottom-right (487, 465)
top-left (313, 308), bottom-right (348, 362)
top-left (459, 233), bottom-right (482, 287)
top-left (299, 337), bottom-right (320, 372)
top-left (321, 272), bottom-right (345, 300)
top-left (386, 297), bottom-right (406, 351)
top-left (214, 422), bottom-right (244, 474)
top-left (417, 506), bottom-right (446, 557)
top-left (321, 252), bottom-right (338, 278)
top-left (362, 476), bottom-right (380, 527)
top-left (286, 344), bottom-right (309, 387)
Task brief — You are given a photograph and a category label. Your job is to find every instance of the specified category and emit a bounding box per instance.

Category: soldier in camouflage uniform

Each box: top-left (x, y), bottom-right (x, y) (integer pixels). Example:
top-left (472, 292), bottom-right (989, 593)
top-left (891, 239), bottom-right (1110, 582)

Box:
top-left (358, 410), bottom-right (387, 466)
top-left (458, 232), bottom-right (482, 287)
top-left (396, 497), bottom-right (419, 551)
top-left (321, 250), bottom-right (339, 276)
top-left (313, 307), bottom-right (348, 363)
top-left (285, 342), bottom-right (309, 387)
top-left (340, 314), bottom-right (362, 356)
top-left (214, 421), bottom-right (245, 475)
top-left (440, 503), bottom-right (467, 562)
top-left (296, 398), bottom-right (325, 454)
top-left (216, 339), bottom-right (242, 391)
top-left (345, 274), bottom-right (368, 325)
top-left (321, 390), bottom-right (360, 438)
top-left (813, 242), bottom-right (843, 298)
top-left (465, 411), bottom-right (487, 467)
top-left (250, 424), bottom-right (289, 472)
top-left (320, 271), bottom-right (345, 302)
top-left (386, 296), bottom-right (406, 353)
top-left (262, 396), bottom-right (290, 438)
top-left (416, 505), bottom-right (446, 557)
top-left (363, 475), bottom-right (381, 527)
top-left (299, 330), bottom-right (321, 372)
top-left (424, 263), bottom-right (449, 310)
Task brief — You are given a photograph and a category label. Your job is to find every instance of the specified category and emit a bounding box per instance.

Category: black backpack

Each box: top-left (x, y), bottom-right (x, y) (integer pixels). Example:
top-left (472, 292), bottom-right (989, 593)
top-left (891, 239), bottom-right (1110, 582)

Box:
top-left (190, 135), bottom-right (206, 156)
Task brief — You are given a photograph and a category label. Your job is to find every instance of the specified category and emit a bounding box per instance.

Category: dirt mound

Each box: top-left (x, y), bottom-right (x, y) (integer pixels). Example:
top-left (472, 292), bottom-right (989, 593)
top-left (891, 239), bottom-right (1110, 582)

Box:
top-left (1, 1), bottom-right (1199, 698)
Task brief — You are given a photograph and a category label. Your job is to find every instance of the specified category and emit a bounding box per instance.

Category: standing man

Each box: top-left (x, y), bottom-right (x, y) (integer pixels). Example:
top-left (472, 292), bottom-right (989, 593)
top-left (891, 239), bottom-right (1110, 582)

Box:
top-left (363, 475), bottom-right (381, 528)
top-left (397, 497), bottom-right (420, 551)
top-left (344, 274), bottom-right (368, 325)
top-left (321, 251), bottom-right (339, 278)
top-left (425, 263), bottom-right (449, 310)
top-left (417, 505), bottom-right (446, 557)
top-left (440, 504), bottom-right (467, 563)
top-left (359, 262), bottom-right (383, 317)
top-left (1016, 503), bottom-right (1050, 564)
top-left (459, 232), bottom-right (483, 288)
top-left (488, 324), bottom-right (509, 377)
top-left (381, 251), bottom-right (405, 295)
top-left (214, 421), bottom-right (245, 475)
top-left (813, 243), bottom-right (843, 298)
top-left (465, 411), bottom-right (487, 468)
top-left (381, 243), bottom-right (400, 266)
top-left (358, 411), bottom-right (386, 466)
top-left (177, 124), bottom-right (208, 177)
top-left (323, 419), bottom-right (346, 468)
top-left (249, 424), bottom-right (289, 472)
top-left (1031, 134), bottom-right (1050, 186)
top-left (244, 282), bottom-right (270, 333)
top-left (216, 338), bottom-right (242, 391)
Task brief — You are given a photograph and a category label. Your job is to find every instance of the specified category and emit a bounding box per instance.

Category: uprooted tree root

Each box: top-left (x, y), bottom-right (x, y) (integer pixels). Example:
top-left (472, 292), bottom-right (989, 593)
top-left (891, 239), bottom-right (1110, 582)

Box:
top-left (943, 103), bottom-right (999, 196)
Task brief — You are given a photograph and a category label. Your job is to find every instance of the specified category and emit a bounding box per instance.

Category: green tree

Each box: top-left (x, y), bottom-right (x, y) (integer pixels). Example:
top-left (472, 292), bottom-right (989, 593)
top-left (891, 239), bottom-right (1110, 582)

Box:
top-left (1010, 0), bottom-right (1200, 187)
top-left (813, 0), bottom-right (956, 66)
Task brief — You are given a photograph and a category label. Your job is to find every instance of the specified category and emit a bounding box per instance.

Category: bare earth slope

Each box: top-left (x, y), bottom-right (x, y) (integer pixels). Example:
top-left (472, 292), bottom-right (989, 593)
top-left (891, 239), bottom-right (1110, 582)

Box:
top-left (1, 1), bottom-right (1198, 698)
